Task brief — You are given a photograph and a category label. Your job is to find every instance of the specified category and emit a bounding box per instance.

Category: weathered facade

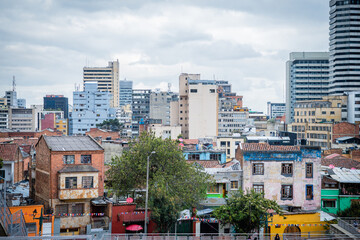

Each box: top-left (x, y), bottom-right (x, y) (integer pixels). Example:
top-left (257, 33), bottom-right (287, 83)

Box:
top-left (34, 135), bottom-right (108, 235)
top-left (237, 143), bottom-right (321, 211)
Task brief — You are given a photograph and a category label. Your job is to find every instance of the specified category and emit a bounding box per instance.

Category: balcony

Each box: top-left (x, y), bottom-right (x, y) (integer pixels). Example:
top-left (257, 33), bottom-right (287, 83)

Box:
top-left (58, 188), bottom-right (98, 200)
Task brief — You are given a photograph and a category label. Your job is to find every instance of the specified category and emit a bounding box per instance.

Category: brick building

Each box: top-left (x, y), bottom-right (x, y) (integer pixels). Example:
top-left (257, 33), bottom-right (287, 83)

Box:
top-left (34, 135), bottom-right (108, 235)
top-left (85, 128), bottom-right (121, 141)
top-left (0, 143), bottom-right (25, 186)
top-left (332, 122), bottom-right (359, 143)
top-left (237, 143), bottom-right (321, 211)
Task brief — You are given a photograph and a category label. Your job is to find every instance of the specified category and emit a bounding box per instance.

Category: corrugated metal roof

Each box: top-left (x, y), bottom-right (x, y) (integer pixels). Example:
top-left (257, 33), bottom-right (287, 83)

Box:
top-left (44, 135), bottom-right (103, 151)
top-left (329, 167), bottom-right (360, 183)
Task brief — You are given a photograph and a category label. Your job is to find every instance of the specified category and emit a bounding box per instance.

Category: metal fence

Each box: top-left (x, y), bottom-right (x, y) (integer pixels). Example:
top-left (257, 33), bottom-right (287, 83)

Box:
top-left (337, 218), bottom-right (360, 236)
top-left (0, 189), bottom-right (28, 237)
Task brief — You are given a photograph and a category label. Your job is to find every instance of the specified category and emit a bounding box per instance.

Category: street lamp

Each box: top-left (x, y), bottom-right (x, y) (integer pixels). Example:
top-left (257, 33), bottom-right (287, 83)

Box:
top-left (144, 151), bottom-right (156, 237)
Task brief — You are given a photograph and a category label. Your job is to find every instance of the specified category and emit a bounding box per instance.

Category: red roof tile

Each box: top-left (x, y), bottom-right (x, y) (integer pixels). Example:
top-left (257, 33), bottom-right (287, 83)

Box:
top-left (241, 143), bottom-right (300, 152)
top-left (322, 155), bottom-right (360, 169)
top-left (187, 160), bottom-right (220, 168)
top-left (0, 144), bottom-right (19, 161)
top-left (183, 139), bottom-right (199, 145)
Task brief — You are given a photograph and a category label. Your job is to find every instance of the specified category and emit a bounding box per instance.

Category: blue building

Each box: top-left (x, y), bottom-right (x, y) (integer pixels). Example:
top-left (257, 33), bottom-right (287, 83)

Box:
top-left (119, 80), bottom-right (133, 107)
top-left (69, 82), bottom-right (115, 135)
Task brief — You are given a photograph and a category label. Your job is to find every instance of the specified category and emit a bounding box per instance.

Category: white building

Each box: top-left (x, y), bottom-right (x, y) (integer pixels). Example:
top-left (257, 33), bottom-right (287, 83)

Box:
top-left (178, 73), bottom-right (218, 139)
top-left (116, 104), bottom-right (132, 138)
top-left (83, 60), bottom-right (120, 108)
top-left (346, 91), bottom-right (360, 124)
top-left (69, 82), bottom-right (115, 135)
top-left (150, 90), bottom-right (178, 126)
top-left (267, 102), bottom-right (286, 119)
top-left (8, 108), bottom-right (36, 131)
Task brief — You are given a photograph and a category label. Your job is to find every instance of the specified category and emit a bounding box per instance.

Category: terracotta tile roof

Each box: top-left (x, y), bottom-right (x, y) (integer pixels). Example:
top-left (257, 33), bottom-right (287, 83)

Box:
top-left (12, 138), bottom-right (39, 146)
top-left (187, 160), bottom-right (220, 168)
top-left (322, 155), bottom-right (360, 169)
top-left (0, 143), bottom-right (19, 161)
top-left (183, 139), bottom-right (199, 145)
top-left (240, 143), bottom-right (300, 152)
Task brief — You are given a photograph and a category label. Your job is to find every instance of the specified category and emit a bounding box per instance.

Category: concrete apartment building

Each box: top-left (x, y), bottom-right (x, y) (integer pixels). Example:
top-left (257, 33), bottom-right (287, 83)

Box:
top-left (286, 52), bottom-right (329, 123)
top-left (178, 73), bottom-right (218, 139)
top-left (132, 89), bottom-right (151, 136)
top-left (116, 105), bottom-right (132, 138)
top-left (8, 108), bottom-right (36, 132)
top-left (69, 82), bottom-right (115, 135)
top-left (237, 143), bottom-right (321, 211)
top-left (345, 91), bottom-right (360, 124)
top-left (288, 95), bottom-right (347, 148)
top-left (34, 135), bottom-right (109, 235)
top-left (150, 90), bottom-right (178, 126)
top-left (83, 60), bottom-right (119, 108)
top-left (267, 102), bottom-right (286, 119)
top-left (329, 0), bottom-right (360, 95)
top-left (119, 80), bottom-right (133, 107)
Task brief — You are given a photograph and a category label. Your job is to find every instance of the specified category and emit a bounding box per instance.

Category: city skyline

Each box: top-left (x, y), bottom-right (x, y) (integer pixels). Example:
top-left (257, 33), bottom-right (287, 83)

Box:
top-left (0, 0), bottom-right (329, 112)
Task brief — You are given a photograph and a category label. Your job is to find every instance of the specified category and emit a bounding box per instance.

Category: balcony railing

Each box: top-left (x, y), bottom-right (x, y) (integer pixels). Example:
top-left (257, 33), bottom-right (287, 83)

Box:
top-left (338, 217), bottom-right (360, 236)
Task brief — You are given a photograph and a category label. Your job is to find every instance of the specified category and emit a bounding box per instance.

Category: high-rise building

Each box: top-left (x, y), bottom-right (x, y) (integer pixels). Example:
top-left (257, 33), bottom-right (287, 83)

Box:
top-left (178, 73), bottom-right (218, 139)
top-left (150, 90), bottom-right (178, 126)
top-left (43, 95), bottom-right (69, 119)
top-left (83, 60), bottom-right (120, 108)
top-left (69, 82), bottom-right (115, 135)
top-left (131, 89), bottom-right (151, 136)
top-left (8, 108), bottom-right (36, 131)
top-left (5, 90), bottom-right (17, 108)
top-left (119, 80), bottom-right (133, 107)
top-left (267, 102), bottom-right (286, 119)
top-left (286, 52), bottom-right (330, 123)
top-left (329, 0), bottom-right (360, 95)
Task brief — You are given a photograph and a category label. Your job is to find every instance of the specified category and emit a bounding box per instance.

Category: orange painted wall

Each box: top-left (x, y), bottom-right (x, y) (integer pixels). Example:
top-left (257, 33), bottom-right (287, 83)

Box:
top-left (9, 205), bottom-right (44, 236)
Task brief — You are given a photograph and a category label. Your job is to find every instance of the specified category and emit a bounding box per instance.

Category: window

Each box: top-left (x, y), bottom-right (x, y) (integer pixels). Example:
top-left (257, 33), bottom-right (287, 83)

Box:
top-left (253, 163), bottom-right (264, 175)
top-left (306, 185), bottom-right (313, 200)
top-left (190, 89), bottom-right (197, 93)
top-left (188, 154), bottom-right (200, 160)
top-left (72, 203), bottom-right (84, 215)
top-left (322, 111), bottom-right (326, 115)
top-left (82, 176), bottom-right (94, 188)
top-left (210, 89), bottom-right (215, 93)
top-left (63, 155), bottom-right (75, 164)
top-left (330, 111), bottom-right (335, 115)
top-left (210, 154), bottom-right (221, 160)
top-left (231, 181), bottom-right (238, 189)
top-left (65, 177), bottom-right (77, 189)
top-left (81, 155), bottom-right (91, 164)
top-left (281, 185), bottom-right (293, 200)
top-left (253, 184), bottom-right (264, 193)
top-left (207, 184), bottom-right (219, 193)
top-left (281, 163), bottom-right (293, 176)
top-left (56, 204), bottom-right (69, 216)
top-left (306, 163), bottom-right (313, 178)
top-left (0, 169), bottom-right (5, 179)
top-left (323, 200), bottom-right (336, 208)
top-left (220, 141), bottom-right (226, 147)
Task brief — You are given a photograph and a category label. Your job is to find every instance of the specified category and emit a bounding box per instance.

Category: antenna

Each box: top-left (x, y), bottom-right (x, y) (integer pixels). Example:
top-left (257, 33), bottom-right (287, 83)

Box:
top-left (168, 83), bottom-right (171, 92)
top-left (12, 76), bottom-right (16, 91)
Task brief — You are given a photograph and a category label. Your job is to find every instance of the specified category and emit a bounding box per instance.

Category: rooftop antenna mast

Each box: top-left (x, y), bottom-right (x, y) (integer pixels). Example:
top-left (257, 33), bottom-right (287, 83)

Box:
top-left (12, 76), bottom-right (16, 91)
top-left (168, 83), bottom-right (171, 92)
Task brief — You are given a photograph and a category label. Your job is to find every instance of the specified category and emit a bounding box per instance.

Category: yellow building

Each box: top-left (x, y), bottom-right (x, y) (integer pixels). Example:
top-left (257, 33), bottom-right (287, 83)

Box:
top-left (9, 205), bottom-right (48, 236)
top-left (289, 95), bottom-right (347, 149)
top-left (268, 212), bottom-right (329, 239)
top-left (0, 97), bottom-right (7, 109)
top-left (55, 118), bottom-right (68, 135)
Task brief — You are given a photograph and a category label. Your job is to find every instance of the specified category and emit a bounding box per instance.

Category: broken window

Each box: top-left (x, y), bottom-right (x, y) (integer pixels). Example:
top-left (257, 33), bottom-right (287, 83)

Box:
top-left (82, 176), bottom-right (94, 188)
top-left (252, 163), bottom-right (264, 175)
top-left (281, 185), bottom-right (293, 200)
top-left (63, 155), bottom-right (75, 164)
top-left (81, 155), bottom-right (91, 164)
top-left (65, 177), bottom-right (77, 189)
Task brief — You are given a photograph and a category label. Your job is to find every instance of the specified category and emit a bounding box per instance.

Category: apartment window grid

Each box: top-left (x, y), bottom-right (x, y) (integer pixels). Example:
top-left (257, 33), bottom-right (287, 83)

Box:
top-left (252, 163), bottom-right (264, 175)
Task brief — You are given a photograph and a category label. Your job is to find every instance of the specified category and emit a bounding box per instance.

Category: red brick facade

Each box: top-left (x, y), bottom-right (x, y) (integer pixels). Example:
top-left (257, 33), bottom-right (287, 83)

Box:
top-left (0, 143), bottom-right (25, 183)
top-left (332, 122), bottom-right (360, 143)
top-left (86, 128), bottom-right (120, 140)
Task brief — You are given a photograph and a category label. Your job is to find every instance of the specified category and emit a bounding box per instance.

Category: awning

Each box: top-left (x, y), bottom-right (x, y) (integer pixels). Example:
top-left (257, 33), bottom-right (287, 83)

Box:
top-left (126, 224), bottom-right (143, 231)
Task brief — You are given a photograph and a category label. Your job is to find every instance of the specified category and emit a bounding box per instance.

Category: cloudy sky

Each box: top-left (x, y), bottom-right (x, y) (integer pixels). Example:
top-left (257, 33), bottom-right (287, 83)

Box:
top-left (0, 0), bottom-right (329, 112)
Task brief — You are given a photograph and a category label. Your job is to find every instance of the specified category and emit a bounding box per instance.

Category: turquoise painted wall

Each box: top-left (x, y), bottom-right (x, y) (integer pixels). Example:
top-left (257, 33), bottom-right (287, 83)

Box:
top-left (321, 189), bottom-right (360, 215)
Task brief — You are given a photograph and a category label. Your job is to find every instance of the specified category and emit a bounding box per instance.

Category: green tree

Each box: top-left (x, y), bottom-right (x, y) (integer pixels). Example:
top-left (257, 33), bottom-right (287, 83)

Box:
top-left (213, 190), bottom-right (282, 233)
top-left (107, 132), bottom-right (210, 232)
top-left (96, 119), bottom-right (122, 131)
top-left (338, 201), bottom-right (360, 217)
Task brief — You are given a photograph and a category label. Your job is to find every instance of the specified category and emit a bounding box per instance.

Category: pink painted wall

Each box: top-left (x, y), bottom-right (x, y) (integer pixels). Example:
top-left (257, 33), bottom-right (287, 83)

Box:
top-left (41, 113), bottom-right (55, 130)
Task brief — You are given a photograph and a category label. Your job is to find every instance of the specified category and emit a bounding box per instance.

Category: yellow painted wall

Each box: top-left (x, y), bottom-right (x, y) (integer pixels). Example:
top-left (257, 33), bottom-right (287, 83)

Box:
top-left (56, 119), bottom-right (68, 135)
top-left (268, 212), bottom-right (326, 239)
top-left (9, 205), bottom-right (44, 236)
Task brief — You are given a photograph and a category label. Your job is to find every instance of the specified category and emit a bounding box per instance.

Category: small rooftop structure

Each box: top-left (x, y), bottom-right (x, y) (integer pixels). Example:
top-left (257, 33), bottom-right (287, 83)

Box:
top-left (327, 167), bottom-right (360, 183)
top-left (41, 135), bottom-right (103, 151)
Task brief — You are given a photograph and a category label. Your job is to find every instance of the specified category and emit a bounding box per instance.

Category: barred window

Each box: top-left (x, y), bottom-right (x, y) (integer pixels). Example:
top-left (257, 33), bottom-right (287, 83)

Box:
top-left (72, 204), bottom-right (84, 215)
top-left (63, 155), bottom-right (75, 164)
top-left (65, 177), bottom-right (77, 189)
top-left (82, 176), bottom-right (94, 189)
top-left (81, 155), bottom-right (91, 164)
top-left (56, 204), bottom-right (68, 215)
